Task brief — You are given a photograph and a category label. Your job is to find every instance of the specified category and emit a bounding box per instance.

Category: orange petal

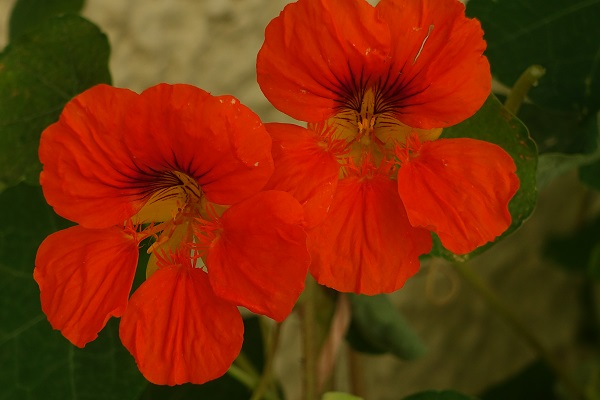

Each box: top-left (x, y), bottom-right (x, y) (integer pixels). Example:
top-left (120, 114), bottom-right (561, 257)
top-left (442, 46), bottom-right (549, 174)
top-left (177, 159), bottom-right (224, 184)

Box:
top-left (257, 0), bottom-right (391, 122)
top-left (39, 84), bottom-right (145, 228)
top-left (207, 191), bottom-right (310, 321)
top-left (119, 262), bottom-right (243, 385)
top-left (34, 226), bottom-right (138, 347)
top-left (309, 172), bottom-right (432, 294)
top-left (264, 123), bottom-right (340, 228)
top-left (126, 84), bottom-right (274, 205)
top-left (376, 0), bottom-right (491, 128)
top-left (397, 138), bottom-right (519, 254)
top-left (40, 84), bottom-right (274, 229)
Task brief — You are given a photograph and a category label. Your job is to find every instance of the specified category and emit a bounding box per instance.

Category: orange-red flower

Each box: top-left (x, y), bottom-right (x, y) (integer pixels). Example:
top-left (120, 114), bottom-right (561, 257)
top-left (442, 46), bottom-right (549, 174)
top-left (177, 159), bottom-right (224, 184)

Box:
top-left (257, 0), bottom-right (519, 294)
top-left (34, 83), bottom-right (310, 385)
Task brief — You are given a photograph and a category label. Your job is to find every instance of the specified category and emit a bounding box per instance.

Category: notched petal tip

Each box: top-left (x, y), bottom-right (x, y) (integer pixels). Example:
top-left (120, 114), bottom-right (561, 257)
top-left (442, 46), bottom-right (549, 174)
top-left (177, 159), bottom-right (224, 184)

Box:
top-left (207, 190), bottom-right (310, 321)
top-left (397, 138), bottom-right (519, 255)
top-left (34, 225), bottom-right (139, 347)
top-left (119, 264), bottom-right (243, 385)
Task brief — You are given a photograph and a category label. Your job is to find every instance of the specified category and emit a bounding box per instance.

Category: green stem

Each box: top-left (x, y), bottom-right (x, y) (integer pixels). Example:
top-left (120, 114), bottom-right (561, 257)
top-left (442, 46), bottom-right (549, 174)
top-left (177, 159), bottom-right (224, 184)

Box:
top-left (250, 322), bottom-right (282, 400)
top-left (302, 275), bottom-right (319, 400)
top-left (227, 363), bottom-right (257, 391)
top-left (504, 64), bottom-right (546, 115)
top-left (454, 262), bottom-right (588, 400)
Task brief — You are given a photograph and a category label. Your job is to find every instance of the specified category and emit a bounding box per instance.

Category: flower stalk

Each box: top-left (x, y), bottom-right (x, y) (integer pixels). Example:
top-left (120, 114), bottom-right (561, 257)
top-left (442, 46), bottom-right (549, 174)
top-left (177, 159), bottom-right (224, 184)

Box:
top-left (504, 64), bottom-right (546, 115)
top-left (302, 275), bottom-right (320, 400)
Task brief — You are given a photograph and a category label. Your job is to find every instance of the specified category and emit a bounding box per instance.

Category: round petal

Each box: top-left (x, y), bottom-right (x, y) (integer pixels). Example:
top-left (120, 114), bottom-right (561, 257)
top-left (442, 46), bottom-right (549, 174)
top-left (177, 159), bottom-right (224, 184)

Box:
top-left (309, 172), bottom-right (432, 294)
top-left (207, 191), bottom-right (310, 321)
top-left (34, 225), bottom-right (139, 347)
top-left (376, 0), bottom-right (491, 128)
top-left (39, 84), bottom-right (146, 228)
top-left (125, 84), bottom-right (274, 205)
top-left (264, 123), bottom-right (340, 228)
top-left (257, 0), bottom-right (392, 122)
top-left (397, 138), bottom-right (519, 255)
top-left (119, 263), bottom-right (243, 386)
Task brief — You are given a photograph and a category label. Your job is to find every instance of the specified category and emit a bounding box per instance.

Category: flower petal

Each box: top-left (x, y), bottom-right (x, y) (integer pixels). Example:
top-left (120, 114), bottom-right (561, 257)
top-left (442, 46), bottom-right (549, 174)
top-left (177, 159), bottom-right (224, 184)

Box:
top-left (309, 171), bottom-right (432, 294)
top-left (264, 123), bottom-right (340, 228)
top-left (257, 0), bottom-right (391, 122)
top-left (119, 262), bottom-right (243, 385)
top-left (34, 225), bottom-right (138, 347)
top-left (376, 0), bottom-right (491, 128)
top-left (207, 191), bottom-right (310, 321)
top-left (39, 84), bottom-right (145, 228)
top-left (125, 84), bottom-right (274, 205)
top-left (397, 138), bottom-right (519, 254)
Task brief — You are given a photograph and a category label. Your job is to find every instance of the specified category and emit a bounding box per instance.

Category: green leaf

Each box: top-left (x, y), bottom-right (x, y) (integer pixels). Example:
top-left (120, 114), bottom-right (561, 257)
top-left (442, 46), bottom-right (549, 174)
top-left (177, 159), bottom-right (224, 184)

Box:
top-left (0, 14), bottom-right (111, 192)
top-left (433, 94), bottom-right (538, 261)
top-left (543, 214), bottom-right (600, 279)
top-left (467, 0), bottom-right (600, 115)
top-left (9, 0), bottom-right (85, 41)
top-left (589, 242), bottom-right (600, 280)
top-left (536, 111), bottom-right (600, 188)
top-left (403, 390), bottom-right (478, 400)
top-left (322, 392), bottom-right (363, 400)
top-left (0, 183), bottom-right (147, 399)
top-left (480, 360), bottom-right (557, 400)
top-left (467, 1), bottom-right (600, 189)
top-left (140, 378), bottom-right (249, 400)
top-left (346, 294), bottom-right (426, 360)
top-left (516, 103), bottom-right (595, 155)
top-left (579, 155), bottom-right (600, 191)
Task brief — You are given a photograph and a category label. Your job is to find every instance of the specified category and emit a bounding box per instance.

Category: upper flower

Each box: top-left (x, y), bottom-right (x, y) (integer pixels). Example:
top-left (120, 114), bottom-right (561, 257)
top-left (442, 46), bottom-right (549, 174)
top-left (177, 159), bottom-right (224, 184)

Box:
top-left (257, 0), bottom-right (491, 130)
top-left (257, 0), bottom-right (519, 293)
top-left (34, 83), bottom-right (310, 385)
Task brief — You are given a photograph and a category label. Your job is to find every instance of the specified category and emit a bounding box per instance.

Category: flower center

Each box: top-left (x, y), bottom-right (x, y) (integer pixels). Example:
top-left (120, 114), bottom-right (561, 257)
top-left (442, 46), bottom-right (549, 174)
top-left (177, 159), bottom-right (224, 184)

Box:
top-left (131, 170), bottom-right (227, 278)
top-left (133, 170), bottom-right (204, 224)
top-left (324, 86), bottom-right (443, 169)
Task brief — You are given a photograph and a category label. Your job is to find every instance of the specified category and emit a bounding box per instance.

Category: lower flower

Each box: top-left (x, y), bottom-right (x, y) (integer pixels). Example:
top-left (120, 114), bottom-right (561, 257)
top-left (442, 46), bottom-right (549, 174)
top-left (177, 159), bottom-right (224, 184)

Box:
top-left (34, 83), bottom-right (311, 385)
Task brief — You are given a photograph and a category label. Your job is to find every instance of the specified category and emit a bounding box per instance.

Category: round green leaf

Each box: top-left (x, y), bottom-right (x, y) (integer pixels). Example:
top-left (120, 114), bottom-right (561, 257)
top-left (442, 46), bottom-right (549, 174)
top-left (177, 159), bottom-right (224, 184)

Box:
top-left (9, 0), bottom-right (84, 41)
top-left (432, 94), bottom-right (538, 261)
top-left (467, 0), bottom-right (600, 115)
top-left (0, 14), bottom-right (111, 192)
top-left (0, 184), bottom-right (147, 399)
top-left (579, 148), bottom-right (600, 191)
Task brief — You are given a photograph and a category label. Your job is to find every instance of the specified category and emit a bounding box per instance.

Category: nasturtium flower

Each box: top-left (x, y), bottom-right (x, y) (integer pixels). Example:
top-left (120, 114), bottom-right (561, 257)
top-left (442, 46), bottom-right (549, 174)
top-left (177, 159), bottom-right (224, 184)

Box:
top-left (257, 0), bottom-right (520, 294)
top-left (34, 83), bottom-right (310, 385)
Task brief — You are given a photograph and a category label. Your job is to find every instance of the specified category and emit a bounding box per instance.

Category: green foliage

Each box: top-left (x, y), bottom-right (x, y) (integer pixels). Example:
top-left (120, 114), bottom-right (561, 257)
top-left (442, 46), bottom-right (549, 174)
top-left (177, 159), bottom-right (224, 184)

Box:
top-left (468, 0), bottom-right (600, 189)
top-left (403, 390), bottom-right (478, 400)
top-left (480, 360), bottom-right (557, 400)
top-left (579, 154), bottom-right (600, 192)
top-left (544, 214), bottom-right (600, 279)
top-left (0, 183), bottom-right (148, 399)
top-left (467, 0), bottom-right (599, 114)
top-left (0, 14), bottom-right (111, 192)
top-left (322, 392), bottom-right (363, 400)
top-left (345, 294), bottom-right (426, 360)
top-left (9, 0), bottom-right (85, 41)
top-left (535, 111), bottom-right (600, 188)
top-left (433, 94), bottom-right (537, 261)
